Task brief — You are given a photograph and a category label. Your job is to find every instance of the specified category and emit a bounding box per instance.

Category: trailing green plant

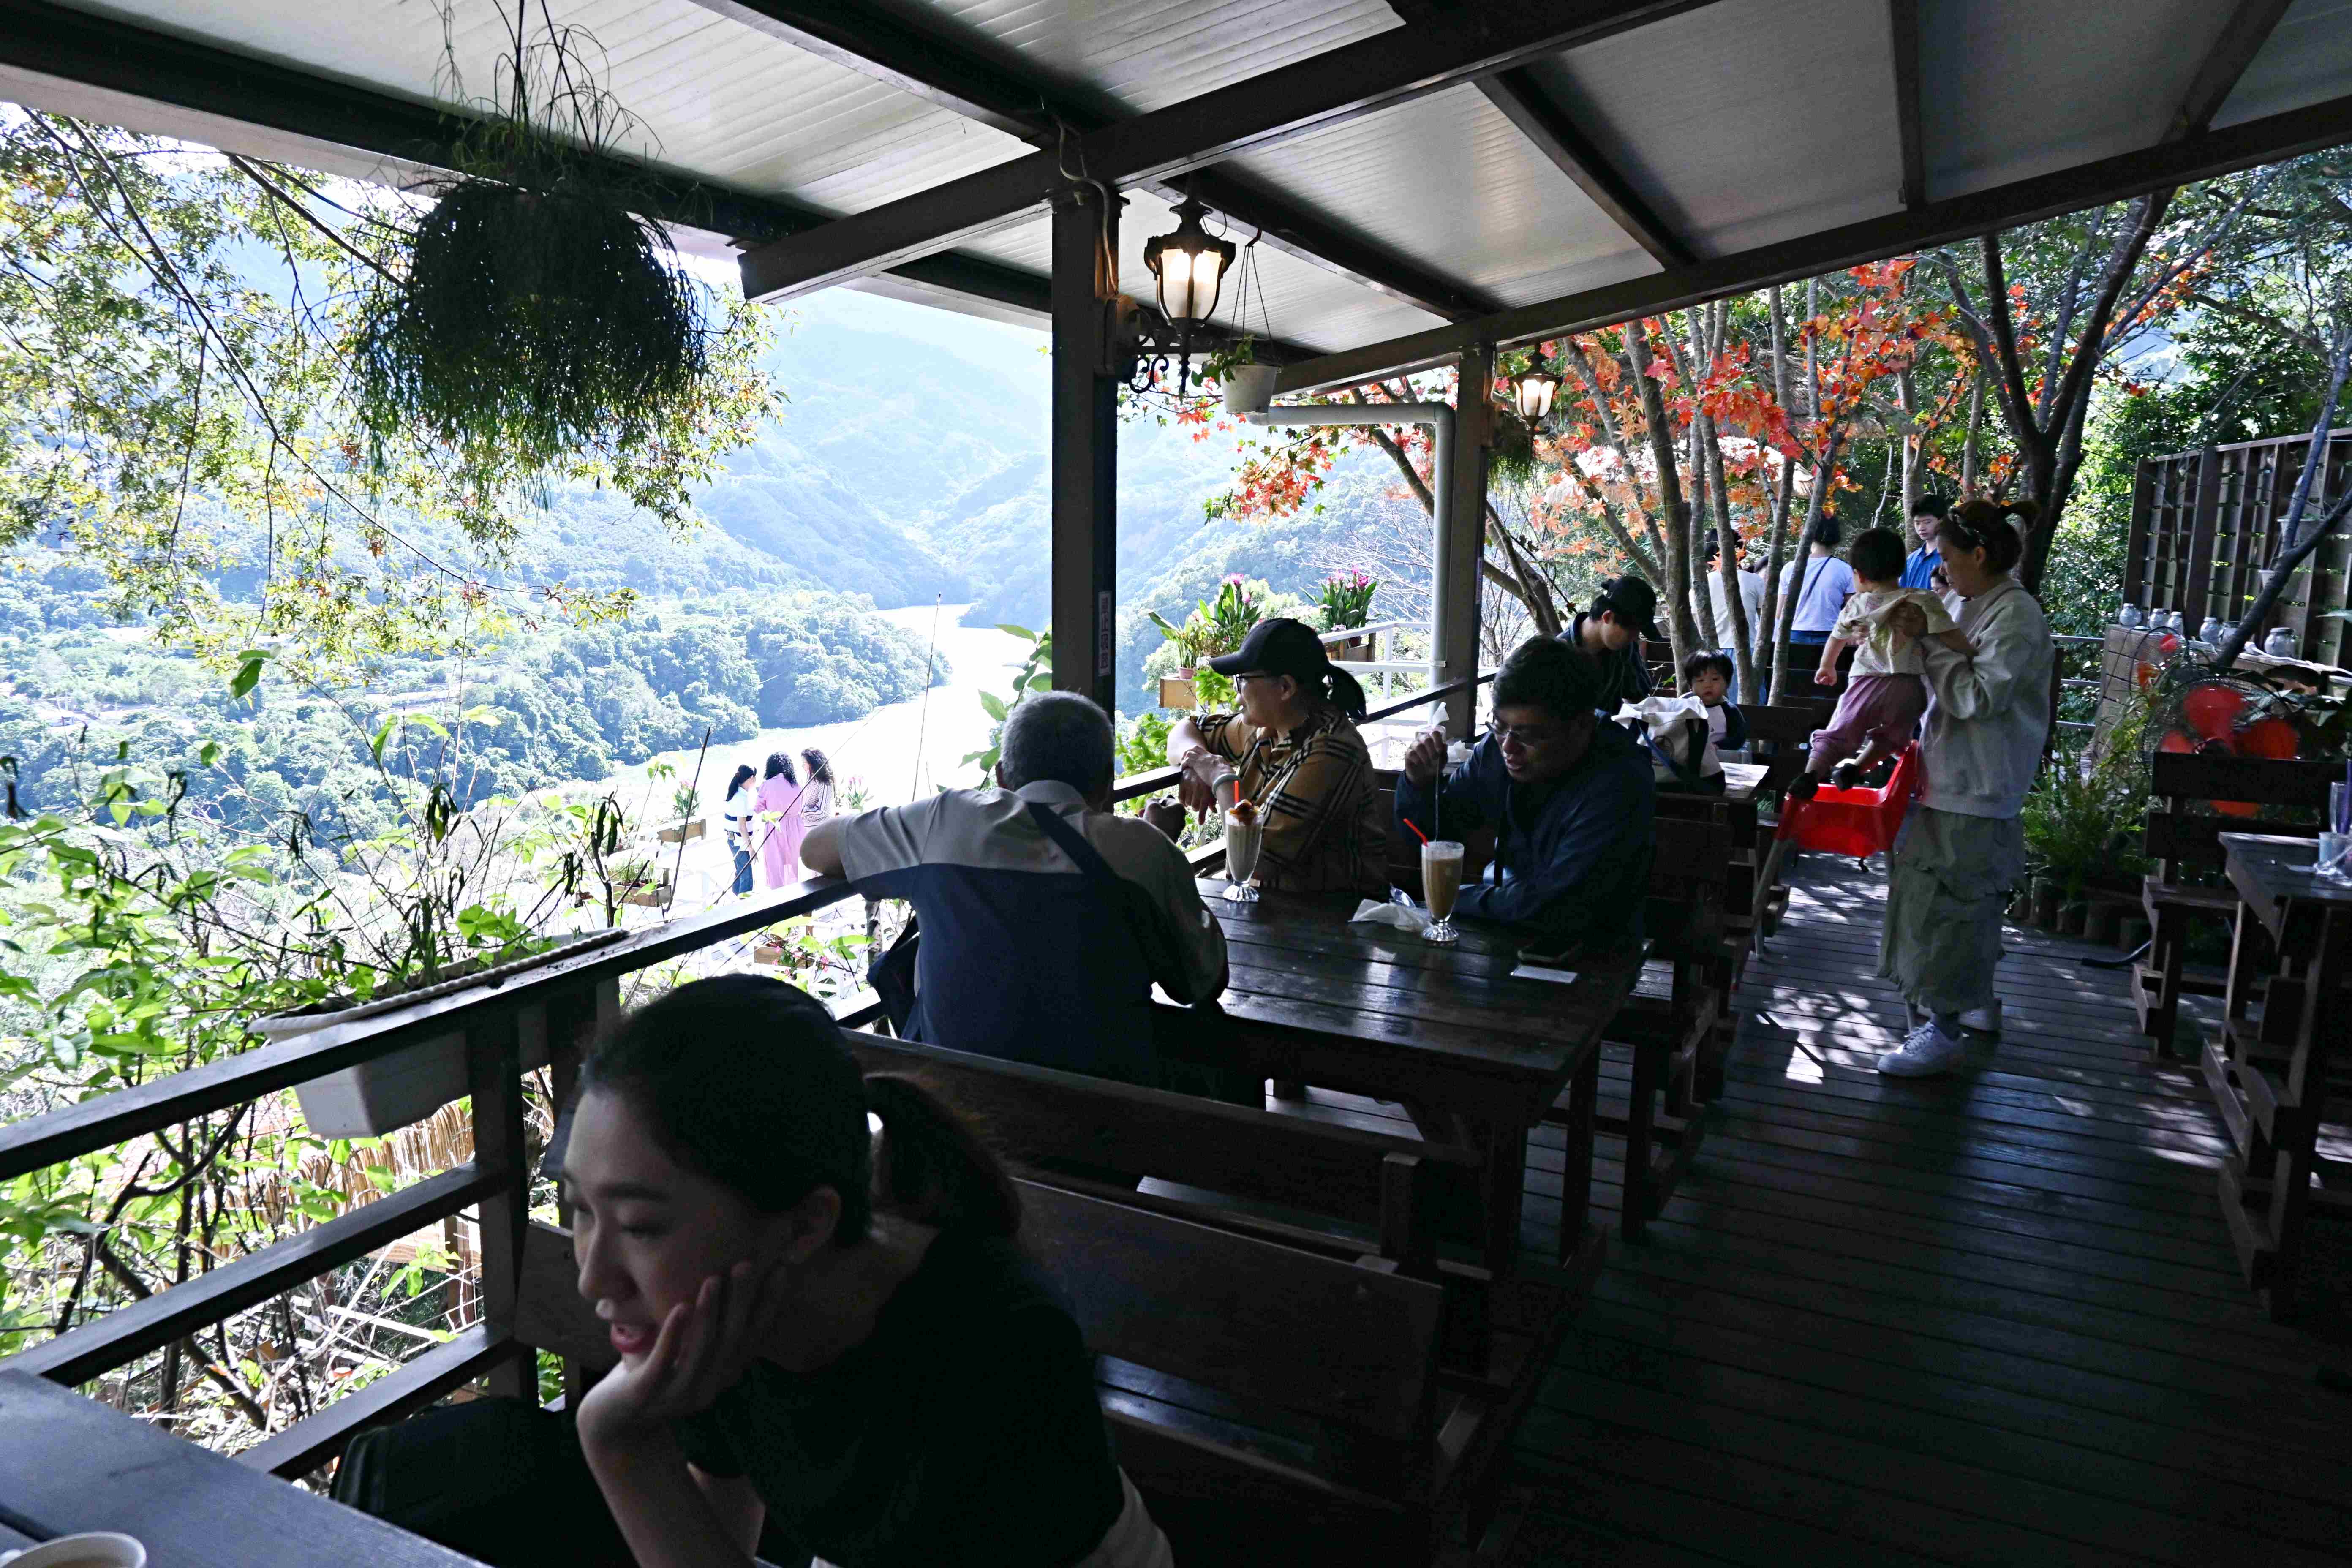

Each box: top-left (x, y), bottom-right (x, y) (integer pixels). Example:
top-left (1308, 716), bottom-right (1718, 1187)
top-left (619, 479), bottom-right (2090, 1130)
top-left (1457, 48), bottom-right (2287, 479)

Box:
top-left (2023, 746), bottom-right (2150, 902)
top-left (350, 5), bottom-right (712, 485)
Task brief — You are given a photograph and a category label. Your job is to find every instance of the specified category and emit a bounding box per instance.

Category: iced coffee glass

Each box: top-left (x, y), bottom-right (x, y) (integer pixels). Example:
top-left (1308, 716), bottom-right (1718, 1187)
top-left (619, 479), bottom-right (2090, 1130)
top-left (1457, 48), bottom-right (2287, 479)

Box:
top-left (1223, 807), bottom-right (1264, 902)
top-left (1421, 839), bottom-right (1465, 944)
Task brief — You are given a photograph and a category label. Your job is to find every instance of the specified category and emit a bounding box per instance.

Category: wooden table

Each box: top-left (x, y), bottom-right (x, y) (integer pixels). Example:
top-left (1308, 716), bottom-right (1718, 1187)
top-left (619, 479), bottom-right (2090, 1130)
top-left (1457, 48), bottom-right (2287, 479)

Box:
top-left (0, 1371), bottom-right (479, 1567)
top-left (2213, 833), bottom-right (2351, 1319)
top-left (1169, 880), bottom-right (1641, 1285)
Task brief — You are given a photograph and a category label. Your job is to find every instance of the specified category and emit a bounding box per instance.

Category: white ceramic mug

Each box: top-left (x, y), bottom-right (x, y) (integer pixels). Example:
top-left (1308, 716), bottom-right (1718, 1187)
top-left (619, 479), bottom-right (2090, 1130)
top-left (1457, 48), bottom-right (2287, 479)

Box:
top-left (0, 1533), bottom-right (147, 1568)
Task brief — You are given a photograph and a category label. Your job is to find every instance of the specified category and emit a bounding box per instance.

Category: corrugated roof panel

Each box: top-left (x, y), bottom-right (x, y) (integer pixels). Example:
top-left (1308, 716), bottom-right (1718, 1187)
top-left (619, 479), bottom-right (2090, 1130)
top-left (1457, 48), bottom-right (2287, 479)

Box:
top-left (1918, 0), bottom-right (2233, 196)
top-left (959, 190), bottom-right (1448, 354)
top-left (916, 0), bottom-right (1402, 116)
top-left (2217, 0), bottom-right (2352, 128)
top-left (1522, 0), bottom-right (1900, 261)
top-left (55, 0), bottom-right (1031, 212)
top-left (1220, 83), bottom-right (1655, 311)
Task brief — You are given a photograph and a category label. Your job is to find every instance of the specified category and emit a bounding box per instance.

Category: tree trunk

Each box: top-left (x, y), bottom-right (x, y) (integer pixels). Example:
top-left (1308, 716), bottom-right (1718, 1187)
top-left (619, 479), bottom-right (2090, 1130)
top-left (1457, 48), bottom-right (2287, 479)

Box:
top-left (1769, 427), bottom-right (1847, 705)
top-left (1623, 321), bottom-right (1696, 672)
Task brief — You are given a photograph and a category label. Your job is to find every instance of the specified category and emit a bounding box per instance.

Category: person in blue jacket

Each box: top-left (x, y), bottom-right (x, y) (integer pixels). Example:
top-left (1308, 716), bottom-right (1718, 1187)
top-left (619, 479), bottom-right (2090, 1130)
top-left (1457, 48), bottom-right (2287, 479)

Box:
top-left (1395, 637), bottom-right (1655, 956)
top-left (1901, 493), bottom-right (1950, 590)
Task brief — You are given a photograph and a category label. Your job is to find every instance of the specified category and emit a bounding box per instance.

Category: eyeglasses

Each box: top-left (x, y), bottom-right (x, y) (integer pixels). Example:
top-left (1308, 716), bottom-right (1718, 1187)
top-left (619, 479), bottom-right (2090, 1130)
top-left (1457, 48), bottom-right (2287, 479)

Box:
top-left (1491, 722), bottom-right (1567, 748)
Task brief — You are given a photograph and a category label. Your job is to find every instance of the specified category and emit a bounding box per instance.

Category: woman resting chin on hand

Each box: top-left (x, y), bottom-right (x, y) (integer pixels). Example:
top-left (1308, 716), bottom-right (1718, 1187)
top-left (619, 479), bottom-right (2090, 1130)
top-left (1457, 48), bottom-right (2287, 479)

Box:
top-left (563, 975), bottom-right (1171, 1568)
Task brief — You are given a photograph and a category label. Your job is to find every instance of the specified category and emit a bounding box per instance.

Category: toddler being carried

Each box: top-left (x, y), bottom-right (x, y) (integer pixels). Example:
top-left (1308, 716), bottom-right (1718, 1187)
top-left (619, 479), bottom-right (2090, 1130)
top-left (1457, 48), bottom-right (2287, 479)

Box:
top-left (1791, 526), bottom-right (1974, 796)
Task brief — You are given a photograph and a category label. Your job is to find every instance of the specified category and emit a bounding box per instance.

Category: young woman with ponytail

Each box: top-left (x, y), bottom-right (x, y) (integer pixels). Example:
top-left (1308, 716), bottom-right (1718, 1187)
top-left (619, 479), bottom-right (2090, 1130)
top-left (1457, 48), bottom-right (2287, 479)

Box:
top-left (1873, 497), bottom-right (2055, 1078)
top-left (1168, 615), bottom-right (1386, 895)
top-left (563, 975), bottom-right (1171, 1568)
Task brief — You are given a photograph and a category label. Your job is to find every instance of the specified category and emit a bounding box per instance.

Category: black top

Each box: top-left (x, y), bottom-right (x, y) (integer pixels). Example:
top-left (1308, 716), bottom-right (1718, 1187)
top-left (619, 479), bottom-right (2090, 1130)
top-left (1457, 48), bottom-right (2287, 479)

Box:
top-left (1563, 613), bottom-right (1655, 711)
top-left (675, 1231), bottom-right (1123, 1568)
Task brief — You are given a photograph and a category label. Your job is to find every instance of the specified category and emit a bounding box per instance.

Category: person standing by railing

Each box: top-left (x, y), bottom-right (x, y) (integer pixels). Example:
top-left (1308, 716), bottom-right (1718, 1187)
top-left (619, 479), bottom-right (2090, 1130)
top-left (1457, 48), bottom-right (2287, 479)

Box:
top-left (799, 749), bottom-right (837, 827)
top-left (1874, 498), bottom-right (2054, 1077)
top-left (721, 764), bottom-right (758, 896)
top-left (754, 753), bottom-right (809, 890)
top-left (1167, 617), bottom-right (1385, 896)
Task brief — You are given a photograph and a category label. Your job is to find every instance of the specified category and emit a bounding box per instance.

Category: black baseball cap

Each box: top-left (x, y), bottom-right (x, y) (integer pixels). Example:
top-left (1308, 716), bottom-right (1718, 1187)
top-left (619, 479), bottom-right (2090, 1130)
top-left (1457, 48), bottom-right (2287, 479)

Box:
top-left (1595, 575), bottom-right (1661, 640)
top-left (1208, 616), bottom-right (1334, 681)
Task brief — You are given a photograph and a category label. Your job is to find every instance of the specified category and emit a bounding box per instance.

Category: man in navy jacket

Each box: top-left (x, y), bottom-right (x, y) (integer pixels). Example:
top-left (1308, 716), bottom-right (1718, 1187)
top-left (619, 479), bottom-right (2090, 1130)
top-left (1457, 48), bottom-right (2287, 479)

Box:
top-left (1396, 637), bottom-right (1655, 955)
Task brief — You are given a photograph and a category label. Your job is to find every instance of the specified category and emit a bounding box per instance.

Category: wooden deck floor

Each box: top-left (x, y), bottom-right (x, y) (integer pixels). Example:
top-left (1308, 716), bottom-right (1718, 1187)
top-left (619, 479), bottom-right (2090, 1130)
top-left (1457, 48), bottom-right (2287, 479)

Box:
top-left (1486, 855), bottom-right (2352, 1567)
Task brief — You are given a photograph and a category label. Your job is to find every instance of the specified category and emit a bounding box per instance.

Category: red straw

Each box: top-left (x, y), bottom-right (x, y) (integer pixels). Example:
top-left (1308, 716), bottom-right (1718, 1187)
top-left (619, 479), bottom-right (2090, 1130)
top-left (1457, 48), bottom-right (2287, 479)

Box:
top-left (1400, 815), bottom-right (1429, 845)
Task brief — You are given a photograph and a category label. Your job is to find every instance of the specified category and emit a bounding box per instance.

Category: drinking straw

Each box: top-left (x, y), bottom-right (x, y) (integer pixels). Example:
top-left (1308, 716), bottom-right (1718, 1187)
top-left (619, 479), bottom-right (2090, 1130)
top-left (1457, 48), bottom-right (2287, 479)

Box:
top-left (1400, 814), bottom-right (1429, 846)
top-left (2341, 760), bottom-right (2351, 834)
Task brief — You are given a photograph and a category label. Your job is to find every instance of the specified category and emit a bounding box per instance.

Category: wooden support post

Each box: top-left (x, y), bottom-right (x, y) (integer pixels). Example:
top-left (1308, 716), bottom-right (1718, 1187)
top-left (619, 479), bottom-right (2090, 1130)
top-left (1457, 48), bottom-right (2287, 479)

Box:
top-left (2122, 457), bottom-right (2153, 611)
top-left (1437, 344), bottom-right (1494, 735)
top-left (2184, 446), bottom-right (2223, 630)
top-left (466, 1010), bottom-right (530, 1402)
top-left (1050, 188), bottom-right (1119, 713)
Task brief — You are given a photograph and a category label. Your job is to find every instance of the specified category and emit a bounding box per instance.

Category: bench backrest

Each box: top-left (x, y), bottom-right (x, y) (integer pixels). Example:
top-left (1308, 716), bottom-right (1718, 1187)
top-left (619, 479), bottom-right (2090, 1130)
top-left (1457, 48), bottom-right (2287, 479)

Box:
top-left (1020, 1180), bottom-right (1443, 1443)
top-left (842, 1031), bottom-right (1479, 1267)
top-left (514, 1182), bottom-right (1446, 1443)
top-left (2145, 751), bottom-right (2337, 875)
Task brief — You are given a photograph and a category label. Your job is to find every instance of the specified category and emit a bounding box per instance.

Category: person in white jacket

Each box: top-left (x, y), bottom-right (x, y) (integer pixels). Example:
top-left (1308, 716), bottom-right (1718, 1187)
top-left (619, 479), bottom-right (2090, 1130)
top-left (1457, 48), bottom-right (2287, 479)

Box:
top-left (1873, 498), bottom-right (2054, 1077)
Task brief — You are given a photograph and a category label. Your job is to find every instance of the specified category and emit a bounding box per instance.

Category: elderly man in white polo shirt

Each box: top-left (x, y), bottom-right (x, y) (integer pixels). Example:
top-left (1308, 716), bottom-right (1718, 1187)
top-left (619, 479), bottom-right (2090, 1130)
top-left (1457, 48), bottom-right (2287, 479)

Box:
top-left (803, 692), bottom-right (1228, 1090)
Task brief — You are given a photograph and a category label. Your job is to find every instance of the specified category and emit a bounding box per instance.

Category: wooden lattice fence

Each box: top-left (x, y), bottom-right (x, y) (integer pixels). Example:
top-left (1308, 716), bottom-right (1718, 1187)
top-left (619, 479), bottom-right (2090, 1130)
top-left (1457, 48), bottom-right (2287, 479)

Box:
top-left (2125, 429), bottom-right (2352, 664)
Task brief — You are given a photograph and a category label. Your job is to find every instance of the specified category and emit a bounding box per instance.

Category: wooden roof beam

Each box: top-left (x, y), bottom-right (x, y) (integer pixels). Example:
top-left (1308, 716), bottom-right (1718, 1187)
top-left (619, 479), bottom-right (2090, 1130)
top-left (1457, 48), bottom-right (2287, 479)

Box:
top-left (1888, 0), bottom-right (1925, 210)
top-left (2171, 0), bottom-right (2296, 141)
top-left (1271, 89), bottom-right (2352, 394)
top-left (0, 0), bottom-right (1059, 322)
top-left (1477, 68), bottom-right (1690, 267)
top-left (733, 0), bottom-right (1719, 302)
top-left (687, 0), bottom-right (1497, 320)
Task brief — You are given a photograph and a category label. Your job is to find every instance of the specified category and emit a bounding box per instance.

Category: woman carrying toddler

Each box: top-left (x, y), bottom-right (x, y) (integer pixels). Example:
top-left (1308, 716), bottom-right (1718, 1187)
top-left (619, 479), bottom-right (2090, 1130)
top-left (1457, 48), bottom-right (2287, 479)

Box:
top-left (1788, 526), bottom-right (1972, 798)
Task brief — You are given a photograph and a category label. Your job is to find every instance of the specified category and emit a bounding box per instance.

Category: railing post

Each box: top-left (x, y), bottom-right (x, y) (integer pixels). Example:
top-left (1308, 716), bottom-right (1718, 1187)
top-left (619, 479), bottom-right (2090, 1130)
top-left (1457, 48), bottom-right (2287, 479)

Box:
top-left (466, 1009), bottom-right (530, 1402)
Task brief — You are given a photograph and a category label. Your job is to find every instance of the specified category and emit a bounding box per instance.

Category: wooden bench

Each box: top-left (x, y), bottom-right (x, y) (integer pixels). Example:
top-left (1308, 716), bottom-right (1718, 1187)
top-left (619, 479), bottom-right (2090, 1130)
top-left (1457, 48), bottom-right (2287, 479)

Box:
top-left (1571, 816), bottom-right (1729, 1240)
top-left (2136, 752), bottom-right (2335, 1054)
top-left (516, 1186), bottom-right (1502, 1564)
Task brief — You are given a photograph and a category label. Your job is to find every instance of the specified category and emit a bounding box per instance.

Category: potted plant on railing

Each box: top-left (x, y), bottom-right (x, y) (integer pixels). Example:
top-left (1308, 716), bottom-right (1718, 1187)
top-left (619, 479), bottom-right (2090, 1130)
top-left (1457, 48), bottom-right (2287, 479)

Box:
top-left (656, 782), bottom-right (705, 843)
top-left (1316, 570), bottom-right (1379, 661)
top-left (261, 784), bottom-right (637, 1138)
top-left (1148, 576), bottom-right (1265, 709)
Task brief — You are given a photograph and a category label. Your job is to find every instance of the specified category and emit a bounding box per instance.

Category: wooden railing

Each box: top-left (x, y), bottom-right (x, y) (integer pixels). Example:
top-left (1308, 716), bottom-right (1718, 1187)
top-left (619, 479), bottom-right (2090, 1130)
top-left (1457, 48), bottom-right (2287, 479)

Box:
top-left (0, 672), bottom-right (1492, 1481)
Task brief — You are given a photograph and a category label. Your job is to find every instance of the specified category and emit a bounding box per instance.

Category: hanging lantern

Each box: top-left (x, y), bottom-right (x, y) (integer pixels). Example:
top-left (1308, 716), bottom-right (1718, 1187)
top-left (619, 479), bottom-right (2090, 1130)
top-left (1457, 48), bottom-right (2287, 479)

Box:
top-left (1512, 368), bottom-right (1561, 423)
top-left (1143, 197), bottom-right (1236, 329)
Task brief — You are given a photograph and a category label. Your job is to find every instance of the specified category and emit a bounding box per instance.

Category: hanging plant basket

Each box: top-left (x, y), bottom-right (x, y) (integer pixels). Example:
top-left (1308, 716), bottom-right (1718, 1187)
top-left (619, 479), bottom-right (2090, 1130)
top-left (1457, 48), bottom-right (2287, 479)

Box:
top-left (351, 16), bottom-right (710, 474)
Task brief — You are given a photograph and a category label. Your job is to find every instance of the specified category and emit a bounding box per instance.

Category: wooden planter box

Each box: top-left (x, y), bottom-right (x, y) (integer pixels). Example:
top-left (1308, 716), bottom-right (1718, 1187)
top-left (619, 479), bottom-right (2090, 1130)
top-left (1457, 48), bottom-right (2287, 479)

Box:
top-left (752, 936), bottom-right (787, 966)
top-left (1328, 633), bottom-right (1375, 662)
top-left (261, 930), bottom-right (629, 1136)
top-left (656, 818), bottom-right (706, 844)
top-left (1158, 672), bottom-right (1198, 709)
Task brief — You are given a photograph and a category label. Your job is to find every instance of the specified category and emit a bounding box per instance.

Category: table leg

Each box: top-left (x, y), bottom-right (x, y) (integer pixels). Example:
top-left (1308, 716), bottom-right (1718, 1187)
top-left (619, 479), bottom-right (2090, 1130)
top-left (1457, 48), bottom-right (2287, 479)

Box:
top-left (1477, 1120), bottom-right (1530, 1278)
top-left (1556, 1047), bottom-right (1599, 1266)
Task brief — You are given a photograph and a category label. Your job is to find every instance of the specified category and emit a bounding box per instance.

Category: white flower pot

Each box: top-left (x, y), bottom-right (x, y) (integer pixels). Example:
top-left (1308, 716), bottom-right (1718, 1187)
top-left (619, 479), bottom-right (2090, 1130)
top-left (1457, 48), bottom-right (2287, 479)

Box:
top-left (1221, 365), bottom-right (1279, 416)
top-left (266, 930), bottom-right (626, 1136)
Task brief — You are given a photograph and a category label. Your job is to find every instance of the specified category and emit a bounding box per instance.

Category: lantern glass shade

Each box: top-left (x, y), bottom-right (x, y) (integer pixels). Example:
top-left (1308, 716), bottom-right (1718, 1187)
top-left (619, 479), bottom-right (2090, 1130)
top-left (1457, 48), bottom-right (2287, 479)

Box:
top-left (1513, 369), bottom-right (1561, 422)
top-left (1144, 199), bottom-right (1236, 328)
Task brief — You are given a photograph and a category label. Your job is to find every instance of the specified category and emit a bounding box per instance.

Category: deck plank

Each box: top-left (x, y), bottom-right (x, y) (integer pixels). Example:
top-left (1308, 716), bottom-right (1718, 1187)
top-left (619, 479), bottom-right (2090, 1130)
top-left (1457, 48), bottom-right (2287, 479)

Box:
top-left (1490, 855), bottom-right (2352, 1565)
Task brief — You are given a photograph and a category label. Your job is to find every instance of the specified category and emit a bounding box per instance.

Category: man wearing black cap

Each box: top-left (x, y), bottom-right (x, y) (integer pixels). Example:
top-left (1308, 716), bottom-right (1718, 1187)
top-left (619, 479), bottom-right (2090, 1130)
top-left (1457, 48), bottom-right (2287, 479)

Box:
top-left (1561, 575), bottom-right (1659, 713)
top-left (1167, 616), bottom-right (1383, 896)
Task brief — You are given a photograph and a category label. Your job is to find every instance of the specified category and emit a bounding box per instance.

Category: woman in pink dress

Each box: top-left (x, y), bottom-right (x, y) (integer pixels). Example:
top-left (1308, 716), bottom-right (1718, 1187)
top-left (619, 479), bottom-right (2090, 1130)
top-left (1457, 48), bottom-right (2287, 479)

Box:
top-left (754, 752), bottom-right (809, 889)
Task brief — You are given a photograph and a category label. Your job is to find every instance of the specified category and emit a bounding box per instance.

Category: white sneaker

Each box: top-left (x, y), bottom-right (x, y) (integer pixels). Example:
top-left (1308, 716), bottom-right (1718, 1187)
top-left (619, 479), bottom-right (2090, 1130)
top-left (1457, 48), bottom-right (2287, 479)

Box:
top-left (1877, 1022), bottom-right (1967, 1077)
top-left (1958, 999), bottom-right (2002, 1035)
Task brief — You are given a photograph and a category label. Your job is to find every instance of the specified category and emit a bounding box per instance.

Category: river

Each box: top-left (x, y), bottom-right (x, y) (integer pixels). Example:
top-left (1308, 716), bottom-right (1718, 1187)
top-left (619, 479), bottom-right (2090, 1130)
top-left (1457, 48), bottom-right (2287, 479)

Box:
top-left (624, 606), bottom-right (1032, 903)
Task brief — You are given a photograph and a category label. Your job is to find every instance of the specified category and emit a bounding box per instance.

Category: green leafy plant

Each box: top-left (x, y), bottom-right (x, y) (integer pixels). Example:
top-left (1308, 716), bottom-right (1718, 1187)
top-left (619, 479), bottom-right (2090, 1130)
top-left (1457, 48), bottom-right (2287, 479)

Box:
top-left (1147, 576), bottom-right (1265, 669)
top-left (964, 625), bottom-right (1054, 779)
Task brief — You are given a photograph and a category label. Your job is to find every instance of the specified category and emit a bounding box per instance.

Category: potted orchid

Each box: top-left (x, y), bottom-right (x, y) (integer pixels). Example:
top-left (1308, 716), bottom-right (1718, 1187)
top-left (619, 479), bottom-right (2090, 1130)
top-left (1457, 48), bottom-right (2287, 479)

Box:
top-left (1148, 576), bottom-right (1265, 709)
top-left (1316, 571), bottom-right (1379, 661)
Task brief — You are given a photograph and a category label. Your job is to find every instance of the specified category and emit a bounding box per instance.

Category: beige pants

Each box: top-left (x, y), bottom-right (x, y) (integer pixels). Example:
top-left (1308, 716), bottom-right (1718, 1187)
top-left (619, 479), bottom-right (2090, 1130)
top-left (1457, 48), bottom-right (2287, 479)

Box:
top-left (811, 1471), bottom-right (1173, 1568)
top-left (1877, 806), bottom-right (2023, 1014)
